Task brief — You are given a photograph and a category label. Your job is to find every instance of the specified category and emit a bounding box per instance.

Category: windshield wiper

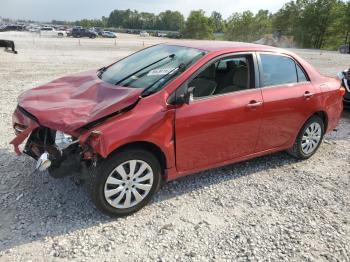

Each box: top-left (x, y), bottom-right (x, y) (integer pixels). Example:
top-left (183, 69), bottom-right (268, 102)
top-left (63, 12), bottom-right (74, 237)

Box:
top-left (115, 54), bottom-right (175, 86)
top-left (97, 66), bottom-right (107, 78)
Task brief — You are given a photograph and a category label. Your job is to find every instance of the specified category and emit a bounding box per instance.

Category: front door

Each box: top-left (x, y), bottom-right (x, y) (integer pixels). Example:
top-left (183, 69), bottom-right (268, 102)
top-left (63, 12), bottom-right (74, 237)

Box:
top-left (174, 54), bottom-right (263, 172)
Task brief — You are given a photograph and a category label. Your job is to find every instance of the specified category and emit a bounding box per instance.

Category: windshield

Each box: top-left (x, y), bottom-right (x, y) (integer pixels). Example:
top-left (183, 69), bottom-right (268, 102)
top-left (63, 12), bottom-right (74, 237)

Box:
top-left (99, 44), bottom-right (206, 90)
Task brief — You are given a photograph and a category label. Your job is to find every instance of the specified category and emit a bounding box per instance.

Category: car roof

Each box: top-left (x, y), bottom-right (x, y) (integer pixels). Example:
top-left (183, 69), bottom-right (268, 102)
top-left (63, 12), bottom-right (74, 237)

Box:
top-left (167, 40), bottom-right (285, 54)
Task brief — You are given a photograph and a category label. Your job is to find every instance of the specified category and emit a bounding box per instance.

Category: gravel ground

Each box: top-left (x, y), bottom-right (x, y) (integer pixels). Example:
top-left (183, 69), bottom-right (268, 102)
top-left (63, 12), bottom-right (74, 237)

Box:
top-left (0, 32), bottom-right (349, 261)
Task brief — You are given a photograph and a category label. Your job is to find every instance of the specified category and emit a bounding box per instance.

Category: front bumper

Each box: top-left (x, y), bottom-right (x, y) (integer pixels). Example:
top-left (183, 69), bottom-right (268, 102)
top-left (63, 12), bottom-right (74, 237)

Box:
top-left (10, 107), bottom-right (88, 176)
top-left (10, 107), bottom-right (39, 155)
top-left (10, 107), bottom-right (77, 158)
top-left (10, 106), bottom-right (93, 162)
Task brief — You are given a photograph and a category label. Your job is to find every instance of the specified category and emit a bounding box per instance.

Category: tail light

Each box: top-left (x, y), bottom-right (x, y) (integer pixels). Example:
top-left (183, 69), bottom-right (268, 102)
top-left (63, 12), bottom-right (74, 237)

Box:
top-left (340, 86), bottom-right (346, 97)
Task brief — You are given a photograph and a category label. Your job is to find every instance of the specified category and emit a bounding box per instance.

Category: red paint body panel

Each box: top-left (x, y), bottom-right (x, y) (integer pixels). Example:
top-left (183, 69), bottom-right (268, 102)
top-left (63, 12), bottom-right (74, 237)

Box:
top-left (175, 89), bottom-right (263, 171)
top-left (79, 95), bottom-right (176, 170)
top-left (17, 70), bottom-right (142, 133)
top-left (10, 42), bottom-right (343, 181)
top-left (258, 82), bottom-right (321, 151)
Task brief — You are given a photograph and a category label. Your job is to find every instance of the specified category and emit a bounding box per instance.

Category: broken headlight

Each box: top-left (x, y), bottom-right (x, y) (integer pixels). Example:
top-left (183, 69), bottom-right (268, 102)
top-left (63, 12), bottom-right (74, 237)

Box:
top-left (55, 131), bottom-right (75, 150)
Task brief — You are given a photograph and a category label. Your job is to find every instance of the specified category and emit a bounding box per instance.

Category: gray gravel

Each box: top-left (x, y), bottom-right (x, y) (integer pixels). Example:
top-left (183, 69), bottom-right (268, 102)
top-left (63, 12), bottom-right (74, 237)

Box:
top-left (0, 32), bottom-right (349, 262)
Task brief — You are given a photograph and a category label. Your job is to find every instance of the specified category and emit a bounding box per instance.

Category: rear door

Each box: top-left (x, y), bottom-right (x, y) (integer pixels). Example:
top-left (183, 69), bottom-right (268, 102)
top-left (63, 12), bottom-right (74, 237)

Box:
top-left (174, 53), bottom-right (264, 172)
top-left (256, 53), bottom-right (319, 151)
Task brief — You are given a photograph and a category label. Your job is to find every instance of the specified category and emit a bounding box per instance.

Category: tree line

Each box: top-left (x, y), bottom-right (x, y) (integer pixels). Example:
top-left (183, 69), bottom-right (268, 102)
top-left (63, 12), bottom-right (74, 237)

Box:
top-left (72, 0), bottom-right (350, 50)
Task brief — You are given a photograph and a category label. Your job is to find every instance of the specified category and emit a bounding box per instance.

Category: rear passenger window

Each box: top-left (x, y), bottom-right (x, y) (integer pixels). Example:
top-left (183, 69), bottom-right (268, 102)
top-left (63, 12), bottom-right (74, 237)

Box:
top-left (260, 54), bottom-right (299, 87)
top-left (296, 64), bottom-right (308, 82)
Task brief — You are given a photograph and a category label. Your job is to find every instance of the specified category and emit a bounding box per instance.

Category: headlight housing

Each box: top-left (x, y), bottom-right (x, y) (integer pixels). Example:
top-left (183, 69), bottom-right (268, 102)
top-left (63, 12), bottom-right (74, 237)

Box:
top-left (55, 131), bottom-right (74, 150)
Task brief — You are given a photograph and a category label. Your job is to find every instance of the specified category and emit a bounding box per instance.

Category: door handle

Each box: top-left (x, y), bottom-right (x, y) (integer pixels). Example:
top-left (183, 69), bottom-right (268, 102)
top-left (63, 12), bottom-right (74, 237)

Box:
top-left (303, 91), bottom-right (314, 98)
top-left (247, 100), bottom-right (263, 108)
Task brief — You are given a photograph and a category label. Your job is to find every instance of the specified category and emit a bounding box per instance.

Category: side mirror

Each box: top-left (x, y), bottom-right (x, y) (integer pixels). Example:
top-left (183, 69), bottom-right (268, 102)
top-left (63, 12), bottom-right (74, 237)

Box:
top-left (177, 86), bottom-right (195, 105)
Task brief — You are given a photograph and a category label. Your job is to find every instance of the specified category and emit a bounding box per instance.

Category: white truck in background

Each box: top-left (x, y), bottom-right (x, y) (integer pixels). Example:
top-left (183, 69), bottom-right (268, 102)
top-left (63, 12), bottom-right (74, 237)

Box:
top-left (40, 27), bottom-right (66, 37)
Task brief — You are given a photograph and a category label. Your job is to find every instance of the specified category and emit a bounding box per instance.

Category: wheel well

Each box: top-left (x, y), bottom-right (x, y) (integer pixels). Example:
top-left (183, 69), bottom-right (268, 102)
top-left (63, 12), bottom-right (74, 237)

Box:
top-left (114, 141), bottom-right (167, 177)
top-left (314, 111), bottom-right (328, 130)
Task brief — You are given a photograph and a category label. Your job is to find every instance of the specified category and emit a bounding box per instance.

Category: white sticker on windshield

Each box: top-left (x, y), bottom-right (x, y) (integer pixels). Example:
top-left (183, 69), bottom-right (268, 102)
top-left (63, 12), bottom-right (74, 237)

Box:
top-left (147, 68), bottom-right (176, 76)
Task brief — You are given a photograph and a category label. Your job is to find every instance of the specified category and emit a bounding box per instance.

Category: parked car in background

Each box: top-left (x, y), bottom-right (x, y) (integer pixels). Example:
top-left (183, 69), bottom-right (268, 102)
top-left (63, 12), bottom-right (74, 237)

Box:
top-left (339, 44), bottom-right (349, 54)
top-left (102, 31), bottom-right (117, 38)
top-left (40, 27), bottom-right (66, 37)
top-left (156, 32), bottom-right (167, 37)
top-left (11, 42), bottom-right (345, 217)
top-left (0, 24), bottom-right (24, 32)
top-left (90, 27), bottom-right (104, 36)
top-left (26, 25), bottom-right (41, 33)
top-left (126, 29), bottom-right (140, 34)
top-left (140, 31), bottom-right (149, 37)
top-left (71, 28), bottom-right (97, 38)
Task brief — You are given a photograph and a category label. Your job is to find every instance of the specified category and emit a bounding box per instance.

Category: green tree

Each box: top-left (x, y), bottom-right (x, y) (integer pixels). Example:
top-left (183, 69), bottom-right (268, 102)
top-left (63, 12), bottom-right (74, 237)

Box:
top-left (272, 1), bottom-right (300, 36)
top-left (209, 11), bottom-right (224, 33)
top-left (157, 11), bottom-right (185, 31)
top-left (272, 0), bottom-right (343, 49)
top-left (225, 10), bottom-right (271, 42)
top-left (182, 10), bottom-right (215, 39)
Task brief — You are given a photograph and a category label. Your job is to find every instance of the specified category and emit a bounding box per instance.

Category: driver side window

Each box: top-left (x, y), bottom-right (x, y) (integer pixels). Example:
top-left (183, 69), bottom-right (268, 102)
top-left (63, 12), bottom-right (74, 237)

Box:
top-left (189, 55), bottom-right (253, 98)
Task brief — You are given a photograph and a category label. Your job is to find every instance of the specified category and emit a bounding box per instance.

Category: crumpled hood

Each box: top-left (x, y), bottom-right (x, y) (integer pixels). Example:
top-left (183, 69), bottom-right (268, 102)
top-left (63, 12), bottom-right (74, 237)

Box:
top-left (18, 70), bottom-right (143, 132)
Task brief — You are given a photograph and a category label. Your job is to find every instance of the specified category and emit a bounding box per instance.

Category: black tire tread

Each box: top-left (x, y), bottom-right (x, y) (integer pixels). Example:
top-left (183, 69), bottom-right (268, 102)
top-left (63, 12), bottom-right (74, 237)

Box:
top-left (287, 115), bottom-right (324, 160)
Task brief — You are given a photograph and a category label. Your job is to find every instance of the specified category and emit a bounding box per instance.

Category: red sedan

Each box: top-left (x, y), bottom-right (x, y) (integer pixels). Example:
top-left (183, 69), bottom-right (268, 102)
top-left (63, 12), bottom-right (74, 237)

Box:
top-left (11, 42), bottom-right (345, 217)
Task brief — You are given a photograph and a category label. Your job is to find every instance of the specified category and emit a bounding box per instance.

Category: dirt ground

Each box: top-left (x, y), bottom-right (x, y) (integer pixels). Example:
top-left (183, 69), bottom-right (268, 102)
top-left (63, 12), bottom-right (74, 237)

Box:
top-left (0, 32), bottom-right (349, 261)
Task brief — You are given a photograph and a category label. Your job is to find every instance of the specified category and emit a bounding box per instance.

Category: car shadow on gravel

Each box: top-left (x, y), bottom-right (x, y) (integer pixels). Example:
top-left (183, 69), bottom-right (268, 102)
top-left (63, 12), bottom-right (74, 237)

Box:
top-left (0, 147), bottom-right (112, 252)
top-left (325, 110), bottom-right (350, 141)
top-left (0, 146), bottom-right (300, 252)
top-left (157, 151), bottom-right (298, 203)
top-left (0, 110), bottom-right (348, 252)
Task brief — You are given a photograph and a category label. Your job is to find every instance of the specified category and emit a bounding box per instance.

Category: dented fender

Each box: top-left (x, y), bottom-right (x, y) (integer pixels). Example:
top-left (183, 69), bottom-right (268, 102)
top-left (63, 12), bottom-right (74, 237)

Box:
top-left (79, 98), bottom-right (176, 169)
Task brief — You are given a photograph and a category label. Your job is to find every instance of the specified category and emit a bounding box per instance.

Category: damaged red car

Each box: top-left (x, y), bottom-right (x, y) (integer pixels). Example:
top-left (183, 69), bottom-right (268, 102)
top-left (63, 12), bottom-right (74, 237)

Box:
top-left (11, 42), bottom-right (345, 217)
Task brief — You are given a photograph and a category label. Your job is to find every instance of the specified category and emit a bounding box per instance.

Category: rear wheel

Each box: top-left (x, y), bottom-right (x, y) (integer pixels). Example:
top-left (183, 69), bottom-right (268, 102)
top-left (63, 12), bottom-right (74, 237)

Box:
top-left (89, 148), bottom-right (162, 217)
top-left (287, 115), bottom-right (324, 159)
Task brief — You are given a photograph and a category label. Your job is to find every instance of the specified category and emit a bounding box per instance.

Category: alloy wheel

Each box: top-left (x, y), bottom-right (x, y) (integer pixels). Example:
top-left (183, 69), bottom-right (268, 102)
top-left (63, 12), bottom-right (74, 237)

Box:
top-left (301, 122), bottom-right (322, 155)
top-left (104, 160), bottom-right (154, 209)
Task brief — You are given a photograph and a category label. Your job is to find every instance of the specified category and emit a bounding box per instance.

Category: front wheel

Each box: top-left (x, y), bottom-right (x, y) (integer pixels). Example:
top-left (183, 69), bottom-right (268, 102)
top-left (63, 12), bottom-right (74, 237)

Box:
top-left (287, 115), bottom-right (324, 159)
top-left (89, 148), bottom-right (162, 217)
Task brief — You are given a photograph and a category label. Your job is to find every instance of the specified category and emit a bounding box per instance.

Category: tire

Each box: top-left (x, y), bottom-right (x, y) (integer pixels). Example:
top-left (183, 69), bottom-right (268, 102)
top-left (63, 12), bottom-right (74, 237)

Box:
top-left (287, 115), bottom-right (324, 159)
top-left (58, 33), bottom-right (63, 37)
top-left (89, 148), bottom-right (162, 217)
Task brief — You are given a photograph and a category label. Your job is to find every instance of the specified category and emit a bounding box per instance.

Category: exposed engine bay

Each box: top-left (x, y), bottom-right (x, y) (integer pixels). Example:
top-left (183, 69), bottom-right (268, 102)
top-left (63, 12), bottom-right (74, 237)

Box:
top-left (24, 127), bottom-right (90, 178)
top-left (11, 105), bottom-right (100, 179)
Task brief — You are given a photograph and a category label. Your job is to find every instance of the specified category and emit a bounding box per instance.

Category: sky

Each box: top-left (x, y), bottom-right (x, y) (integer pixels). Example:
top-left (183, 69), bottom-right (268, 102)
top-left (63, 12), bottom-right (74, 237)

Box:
top-left (0, 0), bottom-right (290, 22)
